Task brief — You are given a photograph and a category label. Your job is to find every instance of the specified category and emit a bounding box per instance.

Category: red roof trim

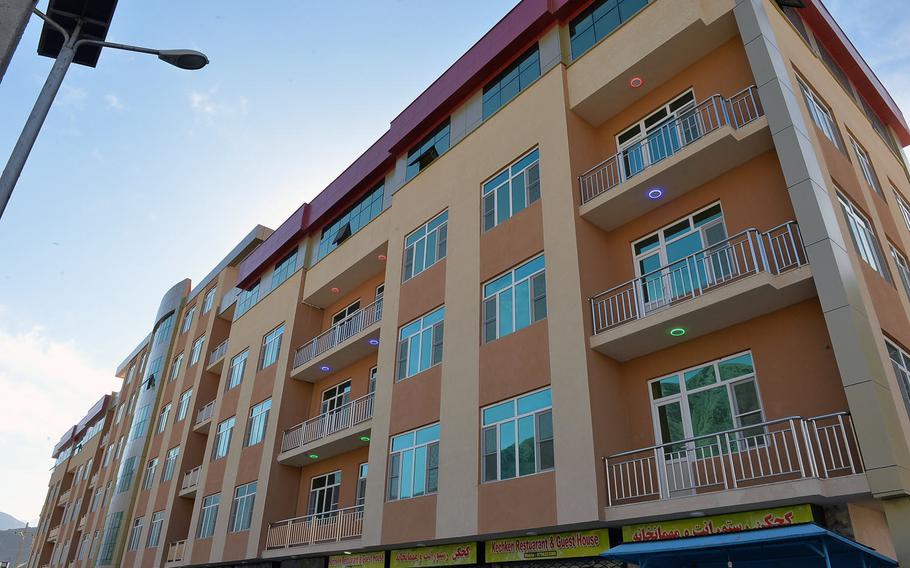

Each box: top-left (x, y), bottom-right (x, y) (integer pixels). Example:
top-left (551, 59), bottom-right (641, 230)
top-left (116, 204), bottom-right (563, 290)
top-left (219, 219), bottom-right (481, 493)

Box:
top-left (802, 0), bottom-right (910, 145)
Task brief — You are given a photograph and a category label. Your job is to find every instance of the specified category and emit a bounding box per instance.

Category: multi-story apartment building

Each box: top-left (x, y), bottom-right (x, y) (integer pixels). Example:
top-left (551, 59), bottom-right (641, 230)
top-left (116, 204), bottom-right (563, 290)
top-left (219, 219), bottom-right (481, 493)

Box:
top-left (27, 0), bottom-right (910, 566)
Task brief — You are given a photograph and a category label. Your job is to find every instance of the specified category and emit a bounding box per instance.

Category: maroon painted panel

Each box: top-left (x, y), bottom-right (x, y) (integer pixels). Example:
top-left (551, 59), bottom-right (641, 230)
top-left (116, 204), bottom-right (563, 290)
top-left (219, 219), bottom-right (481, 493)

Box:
top-left (52, 426), bottom-right (76, 458)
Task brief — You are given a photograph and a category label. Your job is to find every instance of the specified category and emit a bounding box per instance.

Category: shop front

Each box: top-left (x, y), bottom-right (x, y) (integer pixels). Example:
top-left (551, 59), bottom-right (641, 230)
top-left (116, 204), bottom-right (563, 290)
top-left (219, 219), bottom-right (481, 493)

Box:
top-left (603, 505), bottom-right (896, 567)
top-left (485, 529), bottom-right (619, 568)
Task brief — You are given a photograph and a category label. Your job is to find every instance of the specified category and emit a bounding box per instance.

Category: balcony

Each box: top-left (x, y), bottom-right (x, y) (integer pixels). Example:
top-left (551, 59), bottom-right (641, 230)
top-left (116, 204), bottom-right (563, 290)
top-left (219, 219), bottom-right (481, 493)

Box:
top-left (47, 525), bottom-right (60, 541)
top-left (589, 222), bottom-right (814, 361)
top-left (567, 0), bottom-right (738, 126)
top-left (218, 287), bottom-right (241, 321)
top-left (89, 472), bottom-right (98, 488)
top-left (57, 489), bottom-right (70, 505)
top-left (78, 515), bottom-right (86, 532)
top-left (603, 413), bottom-right (867, 523)
top-left (279, 393), bottom-right (374, 466)
top-left (206, 340), bottom-right (227, 373)
top-left (193, 400), bottom-right (215, 434)
top-left (165, 540), bottom-right (187, 565)
top-left (291, 299), bottom-right (382, 381)
top-left (579, 87), bottom-right (771, 231)
top-left (179, 466), bottom-right (200, 498)
top-left (265, 506), bottom-right (363, 551)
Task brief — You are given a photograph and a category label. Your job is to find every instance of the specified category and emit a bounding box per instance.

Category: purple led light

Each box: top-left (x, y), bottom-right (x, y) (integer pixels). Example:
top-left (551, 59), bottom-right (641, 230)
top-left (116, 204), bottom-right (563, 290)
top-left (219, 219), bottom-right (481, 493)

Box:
top-left (368, 339), bottom-right (379, 346)
top-left (320, 365), bottom-right (331, 372)
top-left (648, 188), bottom-right (663, 200)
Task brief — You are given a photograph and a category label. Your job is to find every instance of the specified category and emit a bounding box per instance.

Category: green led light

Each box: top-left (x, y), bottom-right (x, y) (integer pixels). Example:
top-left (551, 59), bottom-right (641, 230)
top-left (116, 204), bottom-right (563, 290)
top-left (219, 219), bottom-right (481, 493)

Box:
top-left (308, 454), bottom-right (319, 459)
top-left (669, 327), bottom-right (687, 337)
top-left (360, 436), bottom-right (371, 442)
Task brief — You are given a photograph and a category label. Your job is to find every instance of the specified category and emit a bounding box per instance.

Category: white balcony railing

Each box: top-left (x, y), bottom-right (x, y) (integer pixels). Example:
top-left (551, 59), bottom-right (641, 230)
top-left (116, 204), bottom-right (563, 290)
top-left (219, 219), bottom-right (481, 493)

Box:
top-left (293, 298), bottom-right (383, 368)
top-left (590, 221), bottom-right (805, 335)
top-left (603, 412), bottom-right (863, 506)
top-left (181, 466), bottom-right (201, 492)
top-left (208, 340), bottom-right (227, 366)
top-left (195, 401), bottom-right (215, 425)
top-left (266, 505), bottom-right (364, 550)
top-left (282, 393), bottom-right (374, 453)
top-left (166, 540), bottom-right (187, 563)
top-left (579, 86), bottom-right (764, 204)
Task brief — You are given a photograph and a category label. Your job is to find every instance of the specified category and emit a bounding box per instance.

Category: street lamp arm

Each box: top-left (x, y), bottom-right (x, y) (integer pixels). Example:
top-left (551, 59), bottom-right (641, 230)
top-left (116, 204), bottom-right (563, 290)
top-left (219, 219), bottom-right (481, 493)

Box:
top-left (31, 7), bottom-right (70, 43)
top-left (73, 38), bottom-right (158, 56)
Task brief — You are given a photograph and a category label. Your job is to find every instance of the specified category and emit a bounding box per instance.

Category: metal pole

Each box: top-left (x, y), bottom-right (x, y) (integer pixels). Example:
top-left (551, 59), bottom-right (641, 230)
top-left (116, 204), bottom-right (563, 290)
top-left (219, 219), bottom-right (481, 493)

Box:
top-left (0, 22), bottom-right (81, 220)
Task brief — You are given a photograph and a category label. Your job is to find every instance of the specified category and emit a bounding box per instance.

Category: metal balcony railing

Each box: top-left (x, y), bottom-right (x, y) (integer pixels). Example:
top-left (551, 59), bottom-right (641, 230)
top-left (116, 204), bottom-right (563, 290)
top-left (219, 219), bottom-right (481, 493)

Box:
top-left (208, 340), bottom-right (227, 366)
top-left (58, 489), bottom-right (70, 504)
top-left (603, 413), bottom-right (863, 506)
top-left (195, 401), bottom-right (214, 425)
top-left (579, 86), bottom-right (764, 204)
top-left (293, 298), bottom-right (383, 368)
top-left (590, 221), bottom-right (805, 335)
top-left (282, 393), bottom-right (374, 453)
top-left (266, 505), bottom-right (364, 550)
top-left (166, 540), bottom-right (187, 563)
top-left (181, 466), bottom-right (201, 492)
top-left (47, 525), bottom-right (60, 541)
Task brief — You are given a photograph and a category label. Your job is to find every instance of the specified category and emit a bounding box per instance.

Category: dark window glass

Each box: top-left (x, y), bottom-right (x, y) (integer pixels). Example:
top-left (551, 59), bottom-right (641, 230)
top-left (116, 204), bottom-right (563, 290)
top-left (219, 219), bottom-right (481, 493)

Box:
top-left (316, 184), bottom-right (384, 261)
top-left (406, 121), bottom-right (451, 181)
top-left (570, 0), bottom-right (650, 60)
top-left (482, 47), bottom-right (541, 119)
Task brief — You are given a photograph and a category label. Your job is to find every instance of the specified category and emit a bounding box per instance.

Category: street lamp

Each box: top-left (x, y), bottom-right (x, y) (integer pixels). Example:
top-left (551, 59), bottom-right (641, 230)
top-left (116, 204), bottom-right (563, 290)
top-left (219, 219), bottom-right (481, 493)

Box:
top-left (0, 5), bottom-right (209, 220)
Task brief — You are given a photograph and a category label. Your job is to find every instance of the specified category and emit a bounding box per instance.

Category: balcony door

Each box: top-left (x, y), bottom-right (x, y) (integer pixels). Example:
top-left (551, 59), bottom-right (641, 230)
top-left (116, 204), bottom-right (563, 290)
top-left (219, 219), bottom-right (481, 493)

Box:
top-left (320, 380), bottom-right (352, 436)
top-left (308, 471), bottom-right (341, 518)
top-left (632, 203), bottom-right (728, 313)
top-left (333, 301), bottom-right (361, 344)
top-left (617, 90), bottom-right (697, 179)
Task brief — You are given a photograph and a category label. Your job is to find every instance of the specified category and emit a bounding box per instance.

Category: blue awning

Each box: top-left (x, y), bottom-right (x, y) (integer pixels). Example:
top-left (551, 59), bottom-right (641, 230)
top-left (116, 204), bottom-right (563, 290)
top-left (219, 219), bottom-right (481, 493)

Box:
top-left (603, 523), bottom-right (896, 568)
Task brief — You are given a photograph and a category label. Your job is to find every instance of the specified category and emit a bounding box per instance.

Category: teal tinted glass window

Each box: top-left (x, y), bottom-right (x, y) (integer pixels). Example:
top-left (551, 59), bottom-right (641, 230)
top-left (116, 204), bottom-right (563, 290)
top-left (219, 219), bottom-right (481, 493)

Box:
top-left (569, 0), bottom-right (650, 60)
top-left (482, 47), bottom-right (541, 119)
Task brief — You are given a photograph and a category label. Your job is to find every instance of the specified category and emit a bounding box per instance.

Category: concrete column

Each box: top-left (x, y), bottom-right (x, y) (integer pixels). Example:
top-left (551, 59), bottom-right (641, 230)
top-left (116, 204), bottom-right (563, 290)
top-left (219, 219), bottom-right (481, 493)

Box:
top-left (0, 0), bottom-right (34, 83)
top-left (734, 0), bottom-right (910, 561)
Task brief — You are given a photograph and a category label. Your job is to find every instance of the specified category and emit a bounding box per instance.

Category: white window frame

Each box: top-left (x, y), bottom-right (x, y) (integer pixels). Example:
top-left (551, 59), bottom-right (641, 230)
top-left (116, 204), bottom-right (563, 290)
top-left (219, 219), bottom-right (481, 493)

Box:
top-left (894, 189), bottom-right (910, 232)
top-left (886, 340), bottom-right (910, 418)
top-left (142, 458), bottom-right (158, 491)
top-left (126, 517), bottom-right (143, 552)
top-left (176, 389), bottom-right (193, 421)
top-left (482, 148), bottom-right (541, 231)
top-left (202, 287), bottom-right (217, 313)
top-left (481, 387), bottom-right (554, 483)
top-left (271, 248), bottom-right (299, 290)
top-left (397, 307), bottom-right (444, 380)
top-left (356, 463), bottom-right (368, 507)
top-left (798, 78), bottom-right (843, 149)
top-left (213, 417), bottom-right (236, 460)
top-left (227, 349), bottom-right (248, 391)
top-left (190, 335), bottom-right (205, 365)
top-left (170, 353), bottom-right (183, 382)
top-left (260, 324), bottom-right (285, 369)
top-left (197, 493), bottom-right (220, 539)
top-left (157, 404), bottom-right (171, 434)
top-left (146, 511), bottom-right (164, 548)
top-left (308, 471), bottom-right (342, 517)
top-left (162, 446), bottom-right (179, 482)
top-left (230, 481), bottom-right (257, 533)
top-left (181, 306), bottom-right (195, 334)
top-left (849, 135), bottom-right (882, 196)
top-left (891, 244), bottom-right (910, 300)
top-left (837, 192), bottom-right (891, 279)
top-left (616, 90), bottom-right (697, 179)
top-left (245, 399), bottom-right (272, 447)
top-left (483, 255), bottom-right (546, 343)
top-left (403, 211), bottom-right (448, 281)
top-left (387, 423), bottom-right (440, 501)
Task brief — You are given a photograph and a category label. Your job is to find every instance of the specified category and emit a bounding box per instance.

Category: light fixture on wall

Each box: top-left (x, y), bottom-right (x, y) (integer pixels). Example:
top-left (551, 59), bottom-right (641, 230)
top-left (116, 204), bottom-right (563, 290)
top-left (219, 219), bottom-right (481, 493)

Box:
top-left (647, 188), bottom-right (664, 200)
top-left (669, 327), bottom-right (687, 337)
top-left (629, 76), bottom-right (644, 88)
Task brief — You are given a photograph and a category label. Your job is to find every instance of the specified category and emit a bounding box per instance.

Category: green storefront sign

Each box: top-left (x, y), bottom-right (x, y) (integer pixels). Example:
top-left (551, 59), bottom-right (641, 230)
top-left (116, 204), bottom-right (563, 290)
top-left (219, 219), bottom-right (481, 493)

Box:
top-left (622, 504), bottom-right (815, 543)
top-left (486, 529), bottom-right (611, 562)
top-left (390, 543), bottom-right (477, 568)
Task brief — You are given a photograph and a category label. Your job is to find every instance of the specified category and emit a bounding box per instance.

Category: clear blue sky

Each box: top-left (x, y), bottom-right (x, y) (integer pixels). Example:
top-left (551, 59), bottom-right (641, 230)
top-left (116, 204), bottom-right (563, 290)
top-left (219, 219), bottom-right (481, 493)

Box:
top-left (0, 0), bottom-right (907, 523)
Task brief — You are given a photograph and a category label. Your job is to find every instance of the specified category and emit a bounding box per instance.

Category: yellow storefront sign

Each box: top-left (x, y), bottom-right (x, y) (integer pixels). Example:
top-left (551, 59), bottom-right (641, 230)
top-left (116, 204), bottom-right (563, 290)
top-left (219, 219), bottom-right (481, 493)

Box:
top-left (390, 543), bottom-right (477, 568)
top-left (485, 529), bottom-right (611, 562)
top-left (329, 551), bottom-right (386, 568)
top-left (622, 504), bottom-right (815, 543)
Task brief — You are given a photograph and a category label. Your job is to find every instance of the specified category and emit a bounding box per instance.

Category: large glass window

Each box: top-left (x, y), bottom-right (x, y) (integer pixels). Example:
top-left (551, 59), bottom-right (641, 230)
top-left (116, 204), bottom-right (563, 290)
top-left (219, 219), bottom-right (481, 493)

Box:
top-left (798, 78), bottom-right (843, 150)
top-left (849, 136), bottom-right (883, 196)
top-left (569, 0), bottom-right (650, 59)
top-left (271, 247), bottom-right (299, 289)
top-left (142, 458), bottom-right (158, 491)
top-left (482, 47), bottom-right (541, 119)
top-left (403, 211), bottom-right (448, 281)
top-left (649, 351), bottom-right (763, 451)
top-left (260, 324), bottom-right (285, 369)
top-left (176, 389), bottom-right (193, 421)
top-left (316, 184), bottom-right (384, 261)
top-left (246, 399), bottom-right (272, 447)
top-left (891, 245), bottom-right (910, 300)
top-left (236, 280), bottom-right (260, 318)
top-left (885, 340), bottom-right (910, 417)
top-left (230, 481), bottom-right (257, 533)
top-left (169, 353), bottom-right (183, 382)
top-left (126, 517), bottom-right (143, 551)
top-left (483, 255), bottom-right (546, 342)
top-left (483, 149), bottom-right (540, 231)
top-left (213, 417), bottom-right (236, 460)
top-left (198, 493), bottom-right (220, 539)
top-left (632, 203), bottom-right (727, 311)
top-left (116, 456), bottom-right (137, 494)
top-left (157, 404), bottom-right (171, 434)
top-left (616, 90), bottom-right (697, 179)
top-left (406, 120), bottom-right (450, 181)
top-left (837, 193), bottom-right (892, 281)
top-left (129, 403), bottom-right (152, 441)
top-left (894, 188), bottom-right (910, 231)
top-left (397, 307), bottom-right (444, 380)
top-left (356, 463), bottom-right (368, 507)
top-left (162, 446), bottom-right (179, 482)
top-left (387, 423), bottom-right (439, 501)
top-left (146, 511), bottom-right (164, 548)
top-left (227, 349), bottom-right (248, 391)
top-left (202, 287), bottom-right (217, 314)
top-left (308, 471), bottom-right (341, 517)
top-left (190, 336), bottom-right (205, 366)
top-left (482, 388), bottom-right (553, 482)
top-left (181, 306), bottom-right (195, 334)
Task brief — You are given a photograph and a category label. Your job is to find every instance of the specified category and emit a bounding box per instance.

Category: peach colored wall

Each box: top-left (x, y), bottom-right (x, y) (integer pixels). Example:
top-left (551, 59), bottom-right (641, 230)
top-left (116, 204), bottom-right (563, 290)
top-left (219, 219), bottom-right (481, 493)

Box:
top-left (321, 272), bottom-right (386, 330)
top-left (381, 495), bottom-right (437, 544)
top-left (480, 199), bottom-right (544, 282)
top-left (307, 355), bottom-right (377, 418)
top-left (293, 447), bottom-right (370, 517)
top-left (389, 365), bottom-right (442, 436)
top-left (479, 320), bottom-right (550, 407)
top-left (398, 260), bottom-right (447, 326)
top-left (477, 471), bottom-right (557, 534)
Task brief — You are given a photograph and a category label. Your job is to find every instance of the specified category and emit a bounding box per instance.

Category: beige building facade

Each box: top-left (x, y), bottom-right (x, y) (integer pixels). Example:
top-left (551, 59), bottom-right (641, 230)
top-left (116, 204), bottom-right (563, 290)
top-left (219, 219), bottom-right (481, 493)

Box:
top-left (28, 1), bottom-right (910, 567)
